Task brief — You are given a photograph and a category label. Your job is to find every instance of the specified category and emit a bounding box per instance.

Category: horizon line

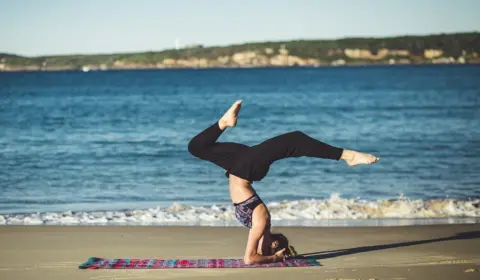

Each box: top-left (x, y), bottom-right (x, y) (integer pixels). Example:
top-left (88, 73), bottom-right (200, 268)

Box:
top-left (2, 30), bottom-right (478, 58)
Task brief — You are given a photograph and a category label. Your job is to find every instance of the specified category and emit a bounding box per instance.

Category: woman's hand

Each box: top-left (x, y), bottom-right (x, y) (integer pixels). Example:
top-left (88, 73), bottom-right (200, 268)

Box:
top-left (274, 248), bottom-right (287, 262)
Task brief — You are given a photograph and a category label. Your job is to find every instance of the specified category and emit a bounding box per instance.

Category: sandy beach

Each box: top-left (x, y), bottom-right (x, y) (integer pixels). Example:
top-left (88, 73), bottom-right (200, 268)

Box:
top-left (0, 224), bottom-right (479, 280)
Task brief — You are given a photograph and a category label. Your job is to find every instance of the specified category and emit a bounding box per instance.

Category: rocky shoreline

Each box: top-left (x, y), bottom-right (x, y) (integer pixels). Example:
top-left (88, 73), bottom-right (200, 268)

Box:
top-left (2, 33), bottom-right (479, 72)
top-left (1, 54), bottom-right (476, 72)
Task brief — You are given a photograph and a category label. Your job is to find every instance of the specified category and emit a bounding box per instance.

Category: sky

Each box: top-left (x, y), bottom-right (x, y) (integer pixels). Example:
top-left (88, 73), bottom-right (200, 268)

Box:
top-left (1, 0), bottom-right (479, 56)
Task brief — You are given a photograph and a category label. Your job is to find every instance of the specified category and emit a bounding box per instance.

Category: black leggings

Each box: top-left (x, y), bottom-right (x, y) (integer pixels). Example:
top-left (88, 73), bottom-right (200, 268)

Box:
top-left (188, 122), bottom-right (344, 182)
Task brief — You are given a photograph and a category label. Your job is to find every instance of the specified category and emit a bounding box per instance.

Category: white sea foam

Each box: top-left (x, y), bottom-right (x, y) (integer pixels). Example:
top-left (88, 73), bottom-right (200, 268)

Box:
top-left (1, 194), bottom-right (479, 226)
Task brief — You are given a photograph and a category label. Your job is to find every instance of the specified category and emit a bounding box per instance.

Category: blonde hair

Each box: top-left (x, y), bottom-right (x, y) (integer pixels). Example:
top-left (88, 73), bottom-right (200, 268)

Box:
top-left (287, 245), bottom-right (298, 257)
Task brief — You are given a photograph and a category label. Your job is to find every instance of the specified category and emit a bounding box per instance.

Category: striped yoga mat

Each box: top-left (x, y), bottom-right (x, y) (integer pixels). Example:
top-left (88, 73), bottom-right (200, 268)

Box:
top-left (79, 257), bottom-right (320, 269)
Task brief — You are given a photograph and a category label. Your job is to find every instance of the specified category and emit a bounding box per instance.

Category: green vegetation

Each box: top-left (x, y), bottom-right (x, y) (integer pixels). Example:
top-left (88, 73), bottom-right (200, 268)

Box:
top-left (1, 32), bottom-right (479, 70)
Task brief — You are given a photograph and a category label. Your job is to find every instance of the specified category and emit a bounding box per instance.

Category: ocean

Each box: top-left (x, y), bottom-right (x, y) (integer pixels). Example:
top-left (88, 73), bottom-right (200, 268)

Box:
top-left (1, 65), bottom-right (479, 226)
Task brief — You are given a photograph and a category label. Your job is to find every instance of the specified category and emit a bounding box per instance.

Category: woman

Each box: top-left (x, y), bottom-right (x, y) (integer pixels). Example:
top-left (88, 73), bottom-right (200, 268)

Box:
top-left (188, 100), bottom-right (379, 264)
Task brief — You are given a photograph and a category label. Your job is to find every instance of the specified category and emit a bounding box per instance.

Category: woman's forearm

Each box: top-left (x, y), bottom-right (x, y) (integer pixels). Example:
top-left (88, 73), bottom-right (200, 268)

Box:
top-left (244, 254), bottom-right (278, 265)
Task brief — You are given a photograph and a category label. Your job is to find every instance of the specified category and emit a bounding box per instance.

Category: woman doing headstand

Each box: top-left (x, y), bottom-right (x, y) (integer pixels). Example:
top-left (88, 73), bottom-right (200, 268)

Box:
top-left (188, 100), bottom-right (379, 264)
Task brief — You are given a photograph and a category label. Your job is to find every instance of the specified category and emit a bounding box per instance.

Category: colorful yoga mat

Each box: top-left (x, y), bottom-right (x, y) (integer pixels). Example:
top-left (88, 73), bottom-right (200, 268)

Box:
top-left (79, 257), bottom-right (320, 269)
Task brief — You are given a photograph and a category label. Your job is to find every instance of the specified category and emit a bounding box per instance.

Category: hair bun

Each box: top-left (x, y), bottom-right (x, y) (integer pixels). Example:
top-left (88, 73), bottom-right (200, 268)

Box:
top-left (288, 245), bottom-right (298, 256)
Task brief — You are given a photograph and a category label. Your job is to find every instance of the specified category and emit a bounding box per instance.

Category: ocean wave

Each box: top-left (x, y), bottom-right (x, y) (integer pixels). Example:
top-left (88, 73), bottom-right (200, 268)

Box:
top-left (1, 194), bottom-right (479, 226)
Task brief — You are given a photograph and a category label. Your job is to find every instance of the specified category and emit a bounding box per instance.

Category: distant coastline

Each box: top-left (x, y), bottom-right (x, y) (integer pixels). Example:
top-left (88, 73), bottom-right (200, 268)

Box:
top-left (1, 32), bottom-right (479, 72)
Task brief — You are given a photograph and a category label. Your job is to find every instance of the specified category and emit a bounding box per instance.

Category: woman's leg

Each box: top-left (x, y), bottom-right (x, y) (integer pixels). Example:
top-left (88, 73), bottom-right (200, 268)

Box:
top-left (188, 100), bottom-right (248, 171)
top-left (188, 121), bottom-right (248, 170)
top-left (228, 130), bottom-right (346, 182)
top-left (250, 131), bottom-right (379, 166)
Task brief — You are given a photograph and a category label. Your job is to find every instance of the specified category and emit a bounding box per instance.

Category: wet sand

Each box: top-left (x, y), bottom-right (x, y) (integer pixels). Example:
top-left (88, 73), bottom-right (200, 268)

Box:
top-left (0, 224), bottom-right (479, 280)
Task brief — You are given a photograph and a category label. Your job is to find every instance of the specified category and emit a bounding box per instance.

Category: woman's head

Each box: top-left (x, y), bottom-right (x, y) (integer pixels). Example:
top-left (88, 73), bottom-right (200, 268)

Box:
top-left (269, 233), bottom-right (298, 257)
top-left (270, 233), bottom-right (289, 254)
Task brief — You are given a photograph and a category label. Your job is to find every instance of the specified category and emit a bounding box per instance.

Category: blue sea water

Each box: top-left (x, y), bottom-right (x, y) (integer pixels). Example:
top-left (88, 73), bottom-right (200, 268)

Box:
top-left (0, 65), bottom-right (479, 226)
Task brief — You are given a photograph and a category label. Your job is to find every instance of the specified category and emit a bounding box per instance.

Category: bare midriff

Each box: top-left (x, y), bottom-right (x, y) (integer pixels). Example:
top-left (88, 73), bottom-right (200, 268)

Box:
top-left (228, 174), bottom-right (256, 204)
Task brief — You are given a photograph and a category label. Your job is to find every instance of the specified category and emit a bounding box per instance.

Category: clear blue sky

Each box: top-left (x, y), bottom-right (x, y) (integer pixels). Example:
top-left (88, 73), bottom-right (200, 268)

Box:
top-left (1, 0), bottom-right (479, 56)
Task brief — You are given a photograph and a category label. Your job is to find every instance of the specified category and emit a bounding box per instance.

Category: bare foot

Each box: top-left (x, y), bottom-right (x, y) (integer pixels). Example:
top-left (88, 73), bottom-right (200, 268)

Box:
top-left (218, 100), bottom-right (242, 130)
top-left (341, 149), bottom-right (380, 166)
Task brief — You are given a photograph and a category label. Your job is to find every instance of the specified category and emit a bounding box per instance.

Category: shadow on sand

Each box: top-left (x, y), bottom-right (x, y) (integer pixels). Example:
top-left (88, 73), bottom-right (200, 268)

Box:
top-left (296, 231), bottom-right (480, 260)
